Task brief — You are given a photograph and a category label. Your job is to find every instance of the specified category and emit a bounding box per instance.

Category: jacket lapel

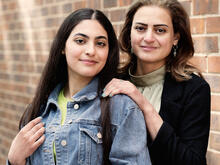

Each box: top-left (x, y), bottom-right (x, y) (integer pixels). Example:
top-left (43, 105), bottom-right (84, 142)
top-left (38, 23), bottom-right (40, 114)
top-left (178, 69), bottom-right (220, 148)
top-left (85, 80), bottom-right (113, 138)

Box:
top-left (159, 73), bottom-right (183, 129)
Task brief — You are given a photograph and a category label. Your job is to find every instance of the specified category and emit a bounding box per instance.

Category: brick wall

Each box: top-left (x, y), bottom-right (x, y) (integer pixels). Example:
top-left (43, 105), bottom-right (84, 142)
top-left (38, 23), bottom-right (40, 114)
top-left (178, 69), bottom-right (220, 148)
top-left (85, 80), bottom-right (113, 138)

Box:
top-left (0, 0), bottom-right (219, 164)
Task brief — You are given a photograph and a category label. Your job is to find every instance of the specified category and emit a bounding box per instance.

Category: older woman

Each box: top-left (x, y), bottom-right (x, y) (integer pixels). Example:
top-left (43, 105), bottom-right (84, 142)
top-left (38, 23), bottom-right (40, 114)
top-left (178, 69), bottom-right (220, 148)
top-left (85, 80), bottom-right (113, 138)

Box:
top-left (103, 1), bottom-right (210, 165)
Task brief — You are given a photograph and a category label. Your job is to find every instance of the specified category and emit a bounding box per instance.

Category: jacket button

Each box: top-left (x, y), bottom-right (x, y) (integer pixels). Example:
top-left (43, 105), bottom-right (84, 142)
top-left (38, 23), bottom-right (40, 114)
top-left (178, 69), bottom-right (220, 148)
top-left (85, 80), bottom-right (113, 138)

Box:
top-left (74, 104), bottom-right (79, 110)
top-left (68, 119), bottom-right (72, 124)
top-left (43, 149), bottom-right (50, 152)
top-left (61, 140), bottom-right (67, 146)
top-left (97, 132), bottom-right (102, 139)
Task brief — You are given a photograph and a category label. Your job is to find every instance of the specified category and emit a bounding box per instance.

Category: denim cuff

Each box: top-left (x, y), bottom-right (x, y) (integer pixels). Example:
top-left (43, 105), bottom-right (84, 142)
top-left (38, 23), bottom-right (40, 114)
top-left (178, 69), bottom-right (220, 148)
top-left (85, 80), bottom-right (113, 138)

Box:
top-left (6, 159), bottom-right (11, 165)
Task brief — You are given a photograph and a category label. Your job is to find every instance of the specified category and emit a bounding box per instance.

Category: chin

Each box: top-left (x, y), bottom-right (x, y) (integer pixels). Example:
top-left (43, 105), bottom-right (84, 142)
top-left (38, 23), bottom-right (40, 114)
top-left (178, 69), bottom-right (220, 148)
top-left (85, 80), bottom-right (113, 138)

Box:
top-left (80, 72), bottom-right (98, 78)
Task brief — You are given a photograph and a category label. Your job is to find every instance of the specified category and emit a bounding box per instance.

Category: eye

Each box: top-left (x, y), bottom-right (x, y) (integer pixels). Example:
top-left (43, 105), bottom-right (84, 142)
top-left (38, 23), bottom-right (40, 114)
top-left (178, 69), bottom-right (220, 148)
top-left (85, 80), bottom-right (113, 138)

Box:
top-left (96, 41), bottom-right (107, 47)
top-left (74, 38), bottom-right (85, 44)
top-left (135, 26), bottom-right (146, 32)
top-left (155, 28), bottom-right (166, 34)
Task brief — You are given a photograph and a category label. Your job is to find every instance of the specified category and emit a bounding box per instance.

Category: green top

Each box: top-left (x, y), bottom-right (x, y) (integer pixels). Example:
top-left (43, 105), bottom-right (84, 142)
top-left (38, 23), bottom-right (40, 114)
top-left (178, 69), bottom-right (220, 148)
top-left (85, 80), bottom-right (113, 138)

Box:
top-left (53, 88), bottom-right (71, 162)
top-left (57, 88), bottom-right (71, 125)
top-left (129, 66), bottom-right (166, 113)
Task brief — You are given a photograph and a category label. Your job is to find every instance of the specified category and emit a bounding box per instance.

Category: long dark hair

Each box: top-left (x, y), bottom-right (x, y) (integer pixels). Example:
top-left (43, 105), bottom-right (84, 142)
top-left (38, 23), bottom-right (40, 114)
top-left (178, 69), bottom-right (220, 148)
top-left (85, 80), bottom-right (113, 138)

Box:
top-left (20, 8), bottom-right (119, 165)
top-left (119, 0), bottom-right (201, 81)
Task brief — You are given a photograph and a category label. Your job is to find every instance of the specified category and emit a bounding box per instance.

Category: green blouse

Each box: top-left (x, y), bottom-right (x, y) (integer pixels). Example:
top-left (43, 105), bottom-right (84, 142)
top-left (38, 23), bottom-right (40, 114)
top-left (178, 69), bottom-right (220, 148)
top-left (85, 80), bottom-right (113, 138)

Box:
top-left (129, 66), bottom-right (166, 113)
top-left (53, 88), bottom-right (71, 162)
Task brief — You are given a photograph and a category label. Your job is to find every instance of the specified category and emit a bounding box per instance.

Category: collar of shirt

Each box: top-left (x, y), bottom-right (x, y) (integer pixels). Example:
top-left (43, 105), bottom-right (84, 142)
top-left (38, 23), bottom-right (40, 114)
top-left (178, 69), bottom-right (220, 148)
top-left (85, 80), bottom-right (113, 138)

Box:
top-left (41, 77), bottom-right (99, 117)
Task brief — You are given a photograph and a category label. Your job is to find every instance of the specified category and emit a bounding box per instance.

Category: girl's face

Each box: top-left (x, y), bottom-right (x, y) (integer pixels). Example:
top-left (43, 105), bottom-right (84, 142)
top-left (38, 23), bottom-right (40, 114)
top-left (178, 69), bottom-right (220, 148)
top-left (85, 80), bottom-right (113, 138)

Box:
top-left (130, 6), bottom-right (179, 74)
top-left (64, 19), bottom-right (109, 81)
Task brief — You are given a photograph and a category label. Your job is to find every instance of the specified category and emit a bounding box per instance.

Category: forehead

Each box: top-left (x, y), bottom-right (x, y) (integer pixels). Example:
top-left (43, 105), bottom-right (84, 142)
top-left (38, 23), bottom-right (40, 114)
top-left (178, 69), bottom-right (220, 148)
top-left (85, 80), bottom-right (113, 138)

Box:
top-left (70, 19), bottom-right (108, 37)
top-left (133, 6), bottom-right (173, 26)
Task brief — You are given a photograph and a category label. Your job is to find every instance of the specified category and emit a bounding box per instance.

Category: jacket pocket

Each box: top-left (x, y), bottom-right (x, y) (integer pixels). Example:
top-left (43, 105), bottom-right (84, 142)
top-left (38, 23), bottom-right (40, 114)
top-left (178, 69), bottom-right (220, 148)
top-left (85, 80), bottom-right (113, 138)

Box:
top-left (78, 122), bottom-right (103, 165)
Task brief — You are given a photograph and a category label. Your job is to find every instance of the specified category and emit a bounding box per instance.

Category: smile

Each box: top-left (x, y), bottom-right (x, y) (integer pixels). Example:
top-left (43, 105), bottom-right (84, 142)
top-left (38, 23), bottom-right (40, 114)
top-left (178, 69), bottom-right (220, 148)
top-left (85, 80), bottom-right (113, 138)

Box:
top-left (140, 46), bottom-right (156, 51)
top-left (79, 59), bottom-right (98, 65)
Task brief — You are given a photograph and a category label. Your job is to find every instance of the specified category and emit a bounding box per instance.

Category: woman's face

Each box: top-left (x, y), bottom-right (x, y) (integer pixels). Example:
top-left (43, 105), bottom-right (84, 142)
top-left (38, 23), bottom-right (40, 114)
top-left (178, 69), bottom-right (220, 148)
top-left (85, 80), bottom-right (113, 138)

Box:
top-left (64, 19), bottom-right (109, 81)
top-left (130, 6), bottom-right (179, 74)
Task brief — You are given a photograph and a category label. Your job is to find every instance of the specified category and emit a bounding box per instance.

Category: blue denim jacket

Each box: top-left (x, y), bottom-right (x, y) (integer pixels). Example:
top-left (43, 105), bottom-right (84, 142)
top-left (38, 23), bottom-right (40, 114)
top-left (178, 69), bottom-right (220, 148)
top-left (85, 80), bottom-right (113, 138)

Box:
top-left (10, 77), bottom-right (151, 165)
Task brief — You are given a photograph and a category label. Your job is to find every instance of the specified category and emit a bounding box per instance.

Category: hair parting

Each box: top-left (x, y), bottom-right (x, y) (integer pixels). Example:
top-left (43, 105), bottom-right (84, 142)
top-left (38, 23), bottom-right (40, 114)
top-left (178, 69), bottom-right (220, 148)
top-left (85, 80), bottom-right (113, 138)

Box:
top-left (20, 8), bottom-right (119, 164)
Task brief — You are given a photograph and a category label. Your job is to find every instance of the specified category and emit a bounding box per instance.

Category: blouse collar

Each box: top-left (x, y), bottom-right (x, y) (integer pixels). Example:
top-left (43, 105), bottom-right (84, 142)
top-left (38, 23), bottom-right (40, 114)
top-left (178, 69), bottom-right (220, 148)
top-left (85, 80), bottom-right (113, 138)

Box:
top-left (129, 65), bottom-right (166, 87)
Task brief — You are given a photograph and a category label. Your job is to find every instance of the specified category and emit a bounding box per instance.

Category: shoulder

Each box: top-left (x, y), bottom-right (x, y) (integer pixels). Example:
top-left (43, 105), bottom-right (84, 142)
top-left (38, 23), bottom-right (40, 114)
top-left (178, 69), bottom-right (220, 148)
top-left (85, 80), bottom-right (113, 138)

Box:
top-left (163, 72), bottom-right (210, 103)
top-left (164, 72), bottom-right (210, 92)
top-left (186, 73), bottom-right (210, 87)
top-left (109, 94), bottom-right (143, 125)
top-left (110, 94), bottom-right (139, 111)
top-left (184, 74), bottom-right (210, 97)
top-left (182, 74), bottom-right (210, 102)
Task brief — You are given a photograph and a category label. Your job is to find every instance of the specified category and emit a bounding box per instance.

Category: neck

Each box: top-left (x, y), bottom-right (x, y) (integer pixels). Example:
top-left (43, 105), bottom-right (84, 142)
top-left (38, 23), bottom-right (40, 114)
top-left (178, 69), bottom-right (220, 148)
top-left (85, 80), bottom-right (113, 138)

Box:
top-left (64, 75), bottom-right (92, 99)
top-left (135, 60), bottom-right (165, 75)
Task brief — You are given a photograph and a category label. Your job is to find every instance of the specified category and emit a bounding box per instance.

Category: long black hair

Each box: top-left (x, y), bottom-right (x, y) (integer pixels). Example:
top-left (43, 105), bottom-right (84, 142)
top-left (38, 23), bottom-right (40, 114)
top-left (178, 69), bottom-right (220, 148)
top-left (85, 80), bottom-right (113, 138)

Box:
top-left (20, 8), bottom-right (119, 165)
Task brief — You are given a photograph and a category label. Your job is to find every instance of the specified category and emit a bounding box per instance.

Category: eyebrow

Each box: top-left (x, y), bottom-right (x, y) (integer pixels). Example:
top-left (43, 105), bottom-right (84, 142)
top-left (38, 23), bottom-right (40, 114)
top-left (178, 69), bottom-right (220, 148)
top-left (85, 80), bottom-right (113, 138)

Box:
top-left (135, 22), bottom-right (168, 27)
top-left (74, 33), bottom-right (108, 40)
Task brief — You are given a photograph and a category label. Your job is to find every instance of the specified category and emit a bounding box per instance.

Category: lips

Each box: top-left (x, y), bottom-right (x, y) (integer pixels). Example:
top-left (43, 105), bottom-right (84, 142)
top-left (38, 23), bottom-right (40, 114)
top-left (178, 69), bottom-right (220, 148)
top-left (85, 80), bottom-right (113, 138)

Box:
top-left (79, 59), bottom-right (98, 65)
top-left (140, 45), bottom-right (157, 51)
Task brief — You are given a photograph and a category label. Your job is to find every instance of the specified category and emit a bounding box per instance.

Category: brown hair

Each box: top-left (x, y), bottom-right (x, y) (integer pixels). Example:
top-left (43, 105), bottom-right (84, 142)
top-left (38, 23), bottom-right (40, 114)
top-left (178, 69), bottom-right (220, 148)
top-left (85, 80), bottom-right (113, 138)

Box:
top-left (119, 0), bottom-right (201, 81)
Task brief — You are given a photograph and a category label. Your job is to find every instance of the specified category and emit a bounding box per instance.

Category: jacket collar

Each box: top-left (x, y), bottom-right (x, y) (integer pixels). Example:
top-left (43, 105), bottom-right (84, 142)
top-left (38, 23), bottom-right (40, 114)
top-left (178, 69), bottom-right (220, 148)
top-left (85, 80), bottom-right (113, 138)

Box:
top-left (41, 77), bottom-right (99, 117)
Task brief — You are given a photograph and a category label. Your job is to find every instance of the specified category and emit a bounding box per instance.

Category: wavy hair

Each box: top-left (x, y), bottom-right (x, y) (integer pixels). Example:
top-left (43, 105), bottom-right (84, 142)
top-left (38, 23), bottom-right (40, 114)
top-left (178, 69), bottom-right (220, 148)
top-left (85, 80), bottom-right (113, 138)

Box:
top-left (119, 0), bottom-right (201, 81)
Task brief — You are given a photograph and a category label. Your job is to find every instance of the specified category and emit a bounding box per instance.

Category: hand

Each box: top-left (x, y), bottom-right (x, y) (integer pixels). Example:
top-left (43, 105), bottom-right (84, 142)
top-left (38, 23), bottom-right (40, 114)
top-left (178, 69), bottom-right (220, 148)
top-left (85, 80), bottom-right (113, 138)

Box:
top-left (102, 78), bottom-right (137, 97)
top-left (8, 117), bottom-right (45, 165)
top-left (102, 78), bottom-right (149, 110)
top-left (103, 78), bottom-right (163, 140)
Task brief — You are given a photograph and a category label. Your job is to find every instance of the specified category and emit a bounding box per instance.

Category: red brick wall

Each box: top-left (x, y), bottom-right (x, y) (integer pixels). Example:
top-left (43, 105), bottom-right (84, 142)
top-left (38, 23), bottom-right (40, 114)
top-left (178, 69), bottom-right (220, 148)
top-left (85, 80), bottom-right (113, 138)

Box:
top-left (0, 0), bottom-right (219, 164)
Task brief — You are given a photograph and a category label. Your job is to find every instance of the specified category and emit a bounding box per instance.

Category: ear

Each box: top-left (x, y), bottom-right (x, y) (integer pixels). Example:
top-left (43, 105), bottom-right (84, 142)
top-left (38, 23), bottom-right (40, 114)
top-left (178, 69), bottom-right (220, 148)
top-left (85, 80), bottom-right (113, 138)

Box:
top-left (62, 50), bottom-right (65, 55)
top-left (173, 33), bottom-right (180, 45)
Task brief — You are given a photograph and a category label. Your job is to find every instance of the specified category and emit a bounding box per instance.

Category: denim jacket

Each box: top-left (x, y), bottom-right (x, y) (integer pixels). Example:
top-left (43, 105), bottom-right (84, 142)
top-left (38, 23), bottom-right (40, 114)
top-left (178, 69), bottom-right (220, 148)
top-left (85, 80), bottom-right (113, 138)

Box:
top-left (8, 77), bottom-right (151, 165)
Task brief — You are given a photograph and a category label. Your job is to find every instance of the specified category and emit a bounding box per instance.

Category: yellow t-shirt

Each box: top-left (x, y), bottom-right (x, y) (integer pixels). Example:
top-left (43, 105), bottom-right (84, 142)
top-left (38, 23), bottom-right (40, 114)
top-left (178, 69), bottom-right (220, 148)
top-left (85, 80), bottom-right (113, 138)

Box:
top-left (53, 88), bottom-right (71, 162)
top-left (58, 88), bottom-right (70, 125)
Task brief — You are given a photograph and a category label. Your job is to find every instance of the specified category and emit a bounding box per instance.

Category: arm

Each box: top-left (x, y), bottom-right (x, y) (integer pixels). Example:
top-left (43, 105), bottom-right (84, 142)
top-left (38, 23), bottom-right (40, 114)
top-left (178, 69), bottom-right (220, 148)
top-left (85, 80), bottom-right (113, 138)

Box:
top-left (103, 78), bottom-right (163, 140)
top-left (150, 82), bottom-right (210, 165)
top-left (104, 78), bottom-right (211, 165)
top-left (109, 99), bottom-right (151, 165)
top-left (7, 117), bottom-right (45, 165)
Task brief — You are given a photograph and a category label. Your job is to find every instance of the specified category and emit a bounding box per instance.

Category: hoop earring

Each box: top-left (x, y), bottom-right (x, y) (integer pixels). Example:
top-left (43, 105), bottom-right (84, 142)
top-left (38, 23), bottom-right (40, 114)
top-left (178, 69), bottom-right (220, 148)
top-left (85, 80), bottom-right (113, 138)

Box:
top-left (173, 45), bottom-right (178, 57)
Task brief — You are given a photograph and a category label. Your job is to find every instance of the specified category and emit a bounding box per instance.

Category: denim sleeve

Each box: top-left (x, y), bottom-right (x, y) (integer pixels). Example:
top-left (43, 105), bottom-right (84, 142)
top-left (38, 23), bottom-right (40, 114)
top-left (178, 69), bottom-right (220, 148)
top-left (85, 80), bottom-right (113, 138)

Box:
top-left (6, 160), bottom-right (10, 165)
top-left (109, 106), bottom-right (152, 165)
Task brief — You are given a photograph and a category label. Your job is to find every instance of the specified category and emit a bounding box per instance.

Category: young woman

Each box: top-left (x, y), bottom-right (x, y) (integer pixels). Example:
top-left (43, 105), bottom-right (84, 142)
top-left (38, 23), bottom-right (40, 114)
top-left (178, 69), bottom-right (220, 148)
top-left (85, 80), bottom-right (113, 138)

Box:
top-left (7, 8), bottom-right (152, 165)
top-left (103, 1), bottom-right (211, 165)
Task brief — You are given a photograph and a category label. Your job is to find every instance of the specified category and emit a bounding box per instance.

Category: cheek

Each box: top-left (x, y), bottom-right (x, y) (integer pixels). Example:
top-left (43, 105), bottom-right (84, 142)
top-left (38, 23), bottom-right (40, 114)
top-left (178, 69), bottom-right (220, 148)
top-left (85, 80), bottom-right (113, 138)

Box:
top-left (65, 49), bottom-right (82, 67)
top-left (160, 36), bottom-right (173, 48)
top-left (65, 44), bottom-right (82, 58)
top-left (130, 31), bottom-right (140, 47)
top-left (158, 39), bottom-right (173, 57)
top-left (100, 50), bottom-right (109, 64)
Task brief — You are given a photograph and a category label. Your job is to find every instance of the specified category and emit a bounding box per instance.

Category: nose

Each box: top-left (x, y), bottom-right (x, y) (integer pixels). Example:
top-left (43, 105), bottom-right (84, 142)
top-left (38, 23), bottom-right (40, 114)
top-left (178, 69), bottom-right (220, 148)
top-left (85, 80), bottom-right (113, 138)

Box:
top-left (143, 29), bottom-right (155, 43)
top-left (85, 42), bottom-right (95, 56)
